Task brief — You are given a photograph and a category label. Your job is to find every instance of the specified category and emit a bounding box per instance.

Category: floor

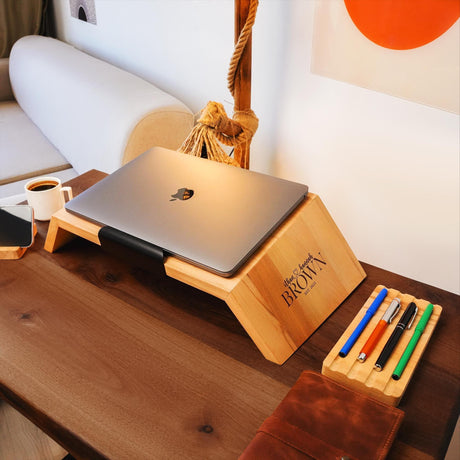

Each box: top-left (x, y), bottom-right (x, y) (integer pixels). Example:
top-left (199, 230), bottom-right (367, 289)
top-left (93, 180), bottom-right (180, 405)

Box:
top-left (445, 416), bottom-right (460, 460)
top-left (0, 400), bottom-right (67, 460)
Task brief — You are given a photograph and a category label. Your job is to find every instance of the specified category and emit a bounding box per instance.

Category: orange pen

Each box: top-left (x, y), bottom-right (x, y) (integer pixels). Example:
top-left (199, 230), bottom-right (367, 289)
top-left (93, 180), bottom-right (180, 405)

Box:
top-left (357, 298), bottom-right (401, 362)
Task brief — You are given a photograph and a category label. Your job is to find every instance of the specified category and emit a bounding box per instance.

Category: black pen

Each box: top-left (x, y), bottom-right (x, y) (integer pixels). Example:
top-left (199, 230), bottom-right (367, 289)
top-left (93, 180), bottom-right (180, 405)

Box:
top-left (374, 302), bottom-right (418, 372)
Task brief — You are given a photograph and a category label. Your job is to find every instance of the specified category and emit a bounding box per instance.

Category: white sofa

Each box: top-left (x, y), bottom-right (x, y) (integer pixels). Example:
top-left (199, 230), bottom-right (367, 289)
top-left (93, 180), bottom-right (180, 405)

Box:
top-left (0, 35), bottom-right (194, 204)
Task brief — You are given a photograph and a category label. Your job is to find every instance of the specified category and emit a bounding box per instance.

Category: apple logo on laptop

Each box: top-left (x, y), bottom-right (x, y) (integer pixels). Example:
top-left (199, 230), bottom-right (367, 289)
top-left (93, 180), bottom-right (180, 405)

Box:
top-left (170, 187), bottom-right (194, 201)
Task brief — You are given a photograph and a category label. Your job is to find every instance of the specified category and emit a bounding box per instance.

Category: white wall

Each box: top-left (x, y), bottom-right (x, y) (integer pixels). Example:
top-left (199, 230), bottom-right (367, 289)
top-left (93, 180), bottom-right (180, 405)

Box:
top-left (52, 0), bottom-right (459, 294)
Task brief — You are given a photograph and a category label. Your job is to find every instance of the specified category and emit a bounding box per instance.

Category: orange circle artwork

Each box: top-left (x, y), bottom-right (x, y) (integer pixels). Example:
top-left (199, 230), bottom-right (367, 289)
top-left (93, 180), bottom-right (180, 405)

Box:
top-left (344, 0), bottom-right (460, 50)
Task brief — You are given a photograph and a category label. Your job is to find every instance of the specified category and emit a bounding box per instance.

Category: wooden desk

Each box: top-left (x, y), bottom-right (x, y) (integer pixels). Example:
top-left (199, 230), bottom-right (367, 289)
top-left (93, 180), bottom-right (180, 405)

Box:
top-left (1, 171), bottom-right (459, 459)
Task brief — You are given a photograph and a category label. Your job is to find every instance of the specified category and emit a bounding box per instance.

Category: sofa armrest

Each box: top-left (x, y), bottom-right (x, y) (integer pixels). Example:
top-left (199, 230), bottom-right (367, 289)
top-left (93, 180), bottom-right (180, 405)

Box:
top-left (9, 36), bottom-right (194, 174)
top-left (0, 59), bottom-right (14, 102)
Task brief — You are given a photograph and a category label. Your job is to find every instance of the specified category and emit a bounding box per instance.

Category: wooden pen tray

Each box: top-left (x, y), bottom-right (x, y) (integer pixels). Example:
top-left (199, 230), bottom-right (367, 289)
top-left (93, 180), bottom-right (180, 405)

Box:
top-left (322, 285), bottom-right (442, 406)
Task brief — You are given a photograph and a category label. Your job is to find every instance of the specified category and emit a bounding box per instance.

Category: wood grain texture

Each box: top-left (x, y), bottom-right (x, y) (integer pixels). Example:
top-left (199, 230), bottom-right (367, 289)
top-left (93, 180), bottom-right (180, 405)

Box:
top-left (2, 170), bottom-right (459, 460)
top-left (322, 285), bottom-right (442, 406)
top-left (0, 245), bottom-right (28, 259)
top-left (0, 253), bottom-right (289, 460)
top-left (224, 193), bottom-right (366, 363)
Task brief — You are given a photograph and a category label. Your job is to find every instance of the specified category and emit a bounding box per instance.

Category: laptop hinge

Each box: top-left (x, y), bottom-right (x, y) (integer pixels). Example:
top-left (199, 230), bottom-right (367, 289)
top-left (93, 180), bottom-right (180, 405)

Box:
top-left (98, 226), bottom-right (165, 277)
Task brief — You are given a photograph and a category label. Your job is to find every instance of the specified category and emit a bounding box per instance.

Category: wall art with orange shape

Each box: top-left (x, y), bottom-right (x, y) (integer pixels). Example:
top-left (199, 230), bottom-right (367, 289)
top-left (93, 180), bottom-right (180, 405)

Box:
top-left (312, 0), bottom-right (459, 113)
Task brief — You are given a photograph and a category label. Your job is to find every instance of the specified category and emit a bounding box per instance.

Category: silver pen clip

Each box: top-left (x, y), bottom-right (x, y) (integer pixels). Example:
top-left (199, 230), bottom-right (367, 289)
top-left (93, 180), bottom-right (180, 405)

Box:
top-left (407, 306), bottom-right (418, 329)
top-left (382, 298), bottom-right (401, 323)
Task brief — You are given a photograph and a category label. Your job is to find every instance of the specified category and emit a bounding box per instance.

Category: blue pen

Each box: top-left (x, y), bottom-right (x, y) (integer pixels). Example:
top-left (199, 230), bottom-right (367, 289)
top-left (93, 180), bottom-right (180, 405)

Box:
top-left (339, 288), bottom-right (388, 357)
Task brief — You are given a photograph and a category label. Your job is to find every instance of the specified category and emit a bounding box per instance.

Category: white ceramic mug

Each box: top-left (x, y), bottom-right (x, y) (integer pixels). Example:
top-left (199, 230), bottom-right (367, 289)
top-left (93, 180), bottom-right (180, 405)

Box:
top-left (25, 176), bottom-right (73, 221)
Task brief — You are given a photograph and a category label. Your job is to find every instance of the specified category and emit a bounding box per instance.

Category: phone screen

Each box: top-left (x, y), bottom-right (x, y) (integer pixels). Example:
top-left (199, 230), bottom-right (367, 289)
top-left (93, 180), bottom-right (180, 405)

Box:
top-left (0, 205), bottom-right (34, 247)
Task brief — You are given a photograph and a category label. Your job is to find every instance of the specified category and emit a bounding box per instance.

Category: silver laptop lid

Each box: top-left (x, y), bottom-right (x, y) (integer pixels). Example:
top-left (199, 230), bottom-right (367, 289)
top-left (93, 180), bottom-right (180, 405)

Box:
top-left (66, 147), bottom-right (308, 276)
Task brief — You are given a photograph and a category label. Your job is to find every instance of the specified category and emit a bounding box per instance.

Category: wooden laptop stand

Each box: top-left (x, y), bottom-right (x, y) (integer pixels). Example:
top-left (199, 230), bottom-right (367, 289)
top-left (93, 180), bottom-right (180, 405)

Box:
top-left (45, 193), bottom-right (366, 364)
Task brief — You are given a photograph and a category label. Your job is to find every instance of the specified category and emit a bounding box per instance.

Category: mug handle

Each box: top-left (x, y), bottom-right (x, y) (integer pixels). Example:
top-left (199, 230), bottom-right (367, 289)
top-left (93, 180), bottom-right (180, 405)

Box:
top-left (60, 186), bottom-right (73, 204)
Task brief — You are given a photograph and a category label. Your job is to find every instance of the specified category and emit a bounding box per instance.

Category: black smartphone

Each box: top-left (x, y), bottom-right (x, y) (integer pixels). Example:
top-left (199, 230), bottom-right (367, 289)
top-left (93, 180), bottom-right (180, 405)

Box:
top-left (0, 205), bottom-right (34, 247)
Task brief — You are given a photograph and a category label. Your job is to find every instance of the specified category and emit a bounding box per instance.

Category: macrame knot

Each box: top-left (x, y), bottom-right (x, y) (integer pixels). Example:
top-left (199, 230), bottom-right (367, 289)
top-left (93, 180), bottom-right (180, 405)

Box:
top-left (179, 101), bottom-right (258, 167)
top-left (197, 101), bottom-right (227, 129)
top-left (233, 109), bottom-right (259, 138)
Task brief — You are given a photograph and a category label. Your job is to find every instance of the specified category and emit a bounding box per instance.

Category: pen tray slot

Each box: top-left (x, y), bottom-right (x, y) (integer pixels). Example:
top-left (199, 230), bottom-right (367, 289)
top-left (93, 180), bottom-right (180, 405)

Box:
top-left (322, 285), bottom-right (442, 406)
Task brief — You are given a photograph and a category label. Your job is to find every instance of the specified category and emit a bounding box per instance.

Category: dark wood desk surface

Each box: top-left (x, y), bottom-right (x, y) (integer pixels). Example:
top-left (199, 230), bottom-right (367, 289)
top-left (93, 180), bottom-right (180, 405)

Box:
top-left (1, 171), bottom-right (459, 459)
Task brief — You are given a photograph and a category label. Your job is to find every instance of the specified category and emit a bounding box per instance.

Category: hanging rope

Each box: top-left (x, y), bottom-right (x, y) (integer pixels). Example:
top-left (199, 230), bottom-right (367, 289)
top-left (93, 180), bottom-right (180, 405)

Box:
top-left (227, 0), bottom-right (259, 98)
top-left (179, 0), bottom-right (259, 167)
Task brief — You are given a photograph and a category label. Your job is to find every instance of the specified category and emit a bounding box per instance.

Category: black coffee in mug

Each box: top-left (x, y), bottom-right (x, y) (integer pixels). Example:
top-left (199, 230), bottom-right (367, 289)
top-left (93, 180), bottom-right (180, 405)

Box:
top-left (27, 180), bottom-right (58, 192)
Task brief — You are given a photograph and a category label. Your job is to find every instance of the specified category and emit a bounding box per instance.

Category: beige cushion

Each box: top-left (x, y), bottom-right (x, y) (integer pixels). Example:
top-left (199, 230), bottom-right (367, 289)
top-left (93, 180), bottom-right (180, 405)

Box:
top-left (0, 101), bottom-right (71, 185)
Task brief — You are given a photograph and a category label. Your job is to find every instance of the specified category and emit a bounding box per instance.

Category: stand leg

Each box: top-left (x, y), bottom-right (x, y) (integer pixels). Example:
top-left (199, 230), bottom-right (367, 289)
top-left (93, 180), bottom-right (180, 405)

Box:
top-left (44, 216), bottom-right (77, 253)
top-left (44, 209), bottom-right (102, 253)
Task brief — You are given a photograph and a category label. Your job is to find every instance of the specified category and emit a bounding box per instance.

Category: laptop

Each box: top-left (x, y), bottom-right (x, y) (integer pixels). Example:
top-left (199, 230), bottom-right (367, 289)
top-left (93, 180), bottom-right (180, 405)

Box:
top-left (66, 147), bottom-right (308, 277)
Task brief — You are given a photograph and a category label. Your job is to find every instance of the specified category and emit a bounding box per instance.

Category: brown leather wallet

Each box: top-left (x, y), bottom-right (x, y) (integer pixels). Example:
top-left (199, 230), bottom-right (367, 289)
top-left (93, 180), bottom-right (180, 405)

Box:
top-left (240, 371), bottom-right (404, 460)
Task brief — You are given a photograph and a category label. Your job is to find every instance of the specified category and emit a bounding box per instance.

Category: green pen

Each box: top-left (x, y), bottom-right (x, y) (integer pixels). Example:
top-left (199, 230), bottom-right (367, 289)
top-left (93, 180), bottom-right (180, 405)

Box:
top-left (392, 303), bottom-right (434, 380)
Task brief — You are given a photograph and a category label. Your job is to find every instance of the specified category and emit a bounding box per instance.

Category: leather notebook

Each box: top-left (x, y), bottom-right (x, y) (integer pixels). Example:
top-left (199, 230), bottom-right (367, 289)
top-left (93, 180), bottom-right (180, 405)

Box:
top-left (239, 371), bottom-right (404, 460)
